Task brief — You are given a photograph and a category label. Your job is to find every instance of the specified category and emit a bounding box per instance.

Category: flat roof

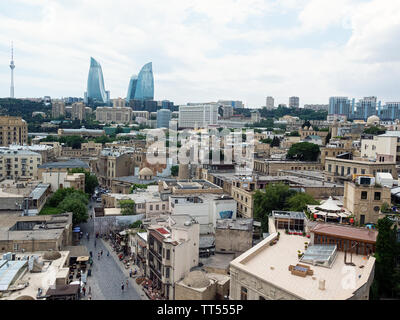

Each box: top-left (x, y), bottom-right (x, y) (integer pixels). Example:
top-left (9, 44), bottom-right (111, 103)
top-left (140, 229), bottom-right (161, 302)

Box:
top-left (38, 159), bottom-right (89, 169)
top-left (311, 223), bottom-right (378, 243)
top-left (230, 232), bottom-right (375, 300)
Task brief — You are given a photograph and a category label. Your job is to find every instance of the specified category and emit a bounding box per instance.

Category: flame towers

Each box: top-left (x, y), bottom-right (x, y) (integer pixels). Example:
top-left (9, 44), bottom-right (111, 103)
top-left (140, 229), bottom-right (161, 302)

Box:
top-left (84, 57), bottom-right (110, 105)
top-left (126, 74), bottom-right (138, 102)
top-left (126, 62), bottom-right (154, 102)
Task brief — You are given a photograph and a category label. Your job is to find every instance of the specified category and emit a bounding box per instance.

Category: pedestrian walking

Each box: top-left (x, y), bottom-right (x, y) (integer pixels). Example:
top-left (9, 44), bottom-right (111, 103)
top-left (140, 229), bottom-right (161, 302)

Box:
top-left (121, 282), bottom-right (125, 292)
top-left (101, 249), bottom-right (103, 257)
top-left (129, 269), bottom-right (132, 278)
top-left (126, 279), bottom-right (129, 288)
top-left (89, 251), bottom-right (92, 258)
top-left (82, 286), bottom-right (86, 296)
top-left (107, 250), bottom-right (109, 257)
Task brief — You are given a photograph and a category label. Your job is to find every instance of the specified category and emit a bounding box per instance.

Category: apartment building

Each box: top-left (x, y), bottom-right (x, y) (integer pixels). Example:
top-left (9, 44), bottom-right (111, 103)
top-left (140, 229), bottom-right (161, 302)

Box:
top-left (70, 102), bottom-right (87, 121)
top-left (229, 218), bottom-right (375, 300)
top-left (147, 214), bottom-right (200, 299)
top-left (94, 148), bottom-right (135, 187)
top-left (0, 147), bottom-right (42, 180)
top-left (343, 176), bottom-right (391, 225)
top-left (178, 104), bottom-right (219, 129)
top-left (253, 160), bottom-right (323, 175)
top-left (112, 98), bottom-right (126, 108)
top-left (95, 106), bottom-right (133, 124)
top-left (52, 101), bottom-right (65, 118)
top-left (324, 157), bottom-right (397, 183)
top-left (0, 116), bottom-right (28, 147)
top-left (361, 131), bottom-right (400, 162)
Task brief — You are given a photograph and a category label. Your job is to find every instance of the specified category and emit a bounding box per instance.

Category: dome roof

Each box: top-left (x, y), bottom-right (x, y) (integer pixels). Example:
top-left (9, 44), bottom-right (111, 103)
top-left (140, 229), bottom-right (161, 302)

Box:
top-left (43, 251), bottom-right (61, 260)
top-left (139, 167), bottom-right (153, 176)
top-left (182, 271), bottom-right (210, 288)
top-left (367, 115), bottom-right (380, 124)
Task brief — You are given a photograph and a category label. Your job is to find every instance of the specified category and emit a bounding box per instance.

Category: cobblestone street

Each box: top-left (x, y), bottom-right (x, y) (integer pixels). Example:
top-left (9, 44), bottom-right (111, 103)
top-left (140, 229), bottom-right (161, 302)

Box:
top-left (77, 203), bottom-right (145, 300)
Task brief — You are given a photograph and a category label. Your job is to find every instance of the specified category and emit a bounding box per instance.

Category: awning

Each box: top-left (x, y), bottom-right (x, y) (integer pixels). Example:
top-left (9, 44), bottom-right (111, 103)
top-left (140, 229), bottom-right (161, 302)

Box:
top-left (76, 256), bottom-right (89, 262)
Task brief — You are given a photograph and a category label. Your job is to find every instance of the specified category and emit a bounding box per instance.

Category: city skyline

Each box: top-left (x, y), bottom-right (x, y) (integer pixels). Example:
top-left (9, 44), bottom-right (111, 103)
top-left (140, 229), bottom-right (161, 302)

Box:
top-left (0, 0), bottom-right (400, 106)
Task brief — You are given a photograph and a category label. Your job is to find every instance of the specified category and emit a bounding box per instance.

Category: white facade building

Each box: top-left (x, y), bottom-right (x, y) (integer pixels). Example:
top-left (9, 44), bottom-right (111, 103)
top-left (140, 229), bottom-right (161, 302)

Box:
top-left (178, 104), bottom-right (219, 129)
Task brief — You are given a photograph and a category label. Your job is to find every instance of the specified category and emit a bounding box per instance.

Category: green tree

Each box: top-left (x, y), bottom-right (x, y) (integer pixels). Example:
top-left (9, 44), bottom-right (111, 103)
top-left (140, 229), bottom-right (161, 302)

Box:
top-left (171, 165), bottom-right (179, 177)
top-left (373, 217), bottom-right (399, 298)
top-left (270, 136), bottom-right (280, 147)
top-left (130, 220), bottom-right (142, 229)
top-left (287, 142), bottom-right (320, 161)
top-left (260, 138), bottom-right (272, 144)
top-left (363, 126), bottom-right (386, 135)
top-left (119, 199), bottom-right (136, 215)
top-left (286, 193), bottom-right (319, 212)
top-left (325, 131), bottom-right (331, 145)
top-left (59, 197), bottom-right (88, 224)
top-left (288, 131), bottom-right (300, 137)
top-left (253, 183), bottom-right (296, 232)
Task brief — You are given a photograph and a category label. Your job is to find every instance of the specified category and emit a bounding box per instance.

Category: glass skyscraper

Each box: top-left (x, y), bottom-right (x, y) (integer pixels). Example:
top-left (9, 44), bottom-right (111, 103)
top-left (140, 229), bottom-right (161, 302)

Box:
top-left (85, 57), bottom-right (109, 104)
top-left (126, 74), bottom-right (138, 102)
top-left (134, 62), bottom-right (154, 101)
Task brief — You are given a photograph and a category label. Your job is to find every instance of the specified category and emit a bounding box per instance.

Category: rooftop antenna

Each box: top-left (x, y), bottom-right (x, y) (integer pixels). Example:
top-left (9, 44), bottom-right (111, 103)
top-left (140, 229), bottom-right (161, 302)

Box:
top-left (10, 41), bottom-right (15, 98)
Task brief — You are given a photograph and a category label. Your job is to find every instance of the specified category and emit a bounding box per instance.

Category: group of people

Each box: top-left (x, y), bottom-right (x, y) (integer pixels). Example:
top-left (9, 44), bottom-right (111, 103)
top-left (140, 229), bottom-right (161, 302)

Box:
top-left (121, 279), bottom-right (129, 292)
top-left (81, 284), bottom-right (92, 300)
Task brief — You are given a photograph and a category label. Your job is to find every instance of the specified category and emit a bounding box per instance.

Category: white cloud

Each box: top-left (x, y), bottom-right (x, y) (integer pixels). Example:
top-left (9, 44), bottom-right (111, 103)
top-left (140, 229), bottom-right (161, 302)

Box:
top-left (0, 0), bottom-right (399, 106)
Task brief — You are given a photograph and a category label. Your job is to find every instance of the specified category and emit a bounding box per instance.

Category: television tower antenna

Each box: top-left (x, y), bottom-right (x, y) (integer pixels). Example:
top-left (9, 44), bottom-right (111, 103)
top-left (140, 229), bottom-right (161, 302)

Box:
top-left (10, 41), bottom-right (15, 98)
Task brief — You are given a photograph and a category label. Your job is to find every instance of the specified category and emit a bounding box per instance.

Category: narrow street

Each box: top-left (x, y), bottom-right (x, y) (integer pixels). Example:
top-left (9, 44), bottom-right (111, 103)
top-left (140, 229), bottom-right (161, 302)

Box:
top-left (77, 201), bottom-right (142, 300)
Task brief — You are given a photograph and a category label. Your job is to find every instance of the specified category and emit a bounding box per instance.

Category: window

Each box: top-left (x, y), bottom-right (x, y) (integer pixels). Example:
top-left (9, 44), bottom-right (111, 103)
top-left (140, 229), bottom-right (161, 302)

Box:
top-left (361, 191), bottom-right (368, 200)
top-left (165, 267), bottom-right (170, 278)
top-left (166, 249), bottom-right (170, 260)
top-left (361, 169), bottom-right (366, 174)
top-left (240, 287), bottom-right (248, 300)
top-left (156, 205), bottom-right (159, 211)
top-left (150, 205), bottom-right (153, 211)
top-left (353, 168), bottom-right (357, 174)
top-left (374, 192), bottom-right (381, 201)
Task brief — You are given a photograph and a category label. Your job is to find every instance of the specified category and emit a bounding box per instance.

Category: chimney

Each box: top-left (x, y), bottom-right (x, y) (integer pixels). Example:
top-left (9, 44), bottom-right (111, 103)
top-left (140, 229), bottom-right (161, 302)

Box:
top-left (319, 279), bottom-right (326, 290)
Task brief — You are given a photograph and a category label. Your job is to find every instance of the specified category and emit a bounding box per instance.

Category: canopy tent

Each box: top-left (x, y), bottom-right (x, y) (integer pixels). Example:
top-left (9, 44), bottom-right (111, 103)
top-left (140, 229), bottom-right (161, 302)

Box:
top-left (315, 197), bottom-right (342, 213)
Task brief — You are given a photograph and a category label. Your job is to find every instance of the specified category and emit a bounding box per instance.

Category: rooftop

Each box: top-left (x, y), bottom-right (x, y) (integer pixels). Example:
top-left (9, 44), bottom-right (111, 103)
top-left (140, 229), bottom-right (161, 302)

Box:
top-left (38, 159), bottom-right (89, 169)
top-left (216, 218), bottom-right (253, 231)
top-left (311, 223), bottom-right (378, 243)
top-left (230, 232), bottom-right (375, 300)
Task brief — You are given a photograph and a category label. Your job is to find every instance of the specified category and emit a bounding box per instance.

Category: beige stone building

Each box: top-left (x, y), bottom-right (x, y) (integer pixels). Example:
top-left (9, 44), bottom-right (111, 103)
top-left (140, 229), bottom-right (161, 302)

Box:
top-left (0, 148), bottom-right (42, 180)
top-left (112, 98), bottom-right (126, 108)
top-left (324, 157), bottom-right (397, 183)
top-left (42, 171), bottom-right (85, 192)
top-left (0, 213), bottom-right (73, 253)
top-left (344, 179), bottom-right (391, 225)
top-left (96, 106), bottom-right (133, 124)
top-left (57, 127), bottom-right (105, 137)
top-left (52, 101), bottom-right (65, 118)
top-left (215, 219), bottom-right (253, 256)
top-left (253, 160), bottom-right (323, 175)
top-left (147, 215), bottom-right (200, 299)
top-left (299, 126), bottom-right (329, 145)
top-left (70, 102), bottom-right (87, 121)
top-left (0, 116), bottom-right (28, 147)
top-left (175, 270), bottom-right (230, 300)
top-left (94, 148), bottom-right (135, 187)
top-left (40, 141), bottom-right (62, 158)
top-left (229, 218), bottom-right (375, 300)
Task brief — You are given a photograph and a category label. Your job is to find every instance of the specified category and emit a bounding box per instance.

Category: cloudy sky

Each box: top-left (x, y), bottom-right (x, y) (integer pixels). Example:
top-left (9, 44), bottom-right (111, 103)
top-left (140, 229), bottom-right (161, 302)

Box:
top-left (0, 0), bottom-right (399, 107)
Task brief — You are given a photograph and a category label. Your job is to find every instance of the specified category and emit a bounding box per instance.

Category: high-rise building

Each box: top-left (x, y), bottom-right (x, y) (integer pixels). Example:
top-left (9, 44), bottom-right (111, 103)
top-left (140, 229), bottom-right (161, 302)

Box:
top-left (178, 104), bottom-right (219, 129)
top-left (217, 100), bottom-right (244, 108)
top-left (126, 75), bottom-right (138, 102)
top-left (71, 102), bottom-right (87, 121)
top-left (381, 102), bottom-right (400, 121)
top-left (9, 42), bottom-right (15, 99)
top-left (0, 116), bottom-right (28, 147)
top-left (134, 62), bottom-right (154, 101)
top-left (157, 109), bottom-right (171, 128)
top-left (355, 97), bottom-right (377, 120)
top-left (266, 96), bottom-right (274, 110)
top-left (329, 97), bottom-right (351, 116)
top-left (289, 96), bottom-right (300, 108)
top-left (52, 101), bottom-right (65, 118)
top-left (84, 57), bottom-right (110, 105)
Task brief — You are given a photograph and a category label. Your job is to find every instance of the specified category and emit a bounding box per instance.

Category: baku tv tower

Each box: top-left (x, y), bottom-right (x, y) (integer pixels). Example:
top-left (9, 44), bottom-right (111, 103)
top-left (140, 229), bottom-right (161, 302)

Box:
top-left (9, 42), bottom-right (15, 98)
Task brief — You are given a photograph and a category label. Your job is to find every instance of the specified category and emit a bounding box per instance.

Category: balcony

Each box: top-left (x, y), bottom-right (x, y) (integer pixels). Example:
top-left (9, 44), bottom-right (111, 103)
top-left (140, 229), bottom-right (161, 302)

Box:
top-left (148, 260), bottom-right (162, 278)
